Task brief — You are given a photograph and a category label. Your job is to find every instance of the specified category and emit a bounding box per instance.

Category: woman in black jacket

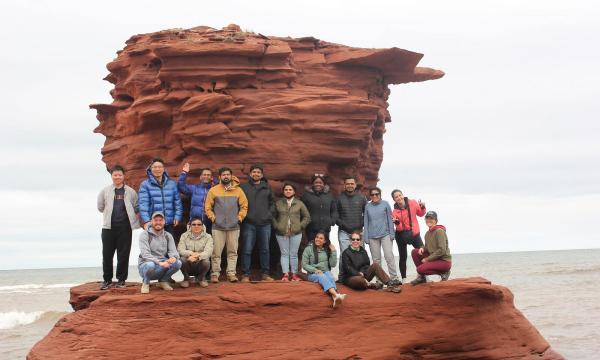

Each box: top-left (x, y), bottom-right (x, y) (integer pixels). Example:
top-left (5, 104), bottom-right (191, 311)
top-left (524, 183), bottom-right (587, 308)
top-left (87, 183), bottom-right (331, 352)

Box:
top-left (300, 174), bottom-right (338, 243)
top-left (342, 231), bottom-right (398, 291)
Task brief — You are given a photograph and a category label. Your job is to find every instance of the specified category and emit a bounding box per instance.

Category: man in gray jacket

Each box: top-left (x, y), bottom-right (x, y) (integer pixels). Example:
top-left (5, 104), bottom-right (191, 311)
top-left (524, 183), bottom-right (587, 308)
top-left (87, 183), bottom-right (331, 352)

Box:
top-left (138, 211), bottom-right (182, 294)
top-left (97, 165), bottom-right (140, 290)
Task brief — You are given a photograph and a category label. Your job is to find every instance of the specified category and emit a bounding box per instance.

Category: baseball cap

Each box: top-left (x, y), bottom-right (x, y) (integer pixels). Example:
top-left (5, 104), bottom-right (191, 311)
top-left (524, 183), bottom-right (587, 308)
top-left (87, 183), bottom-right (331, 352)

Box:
top-left (425, 211), bottom-right (438, 221)
top-left (151, 211), bottom-right (165, 219)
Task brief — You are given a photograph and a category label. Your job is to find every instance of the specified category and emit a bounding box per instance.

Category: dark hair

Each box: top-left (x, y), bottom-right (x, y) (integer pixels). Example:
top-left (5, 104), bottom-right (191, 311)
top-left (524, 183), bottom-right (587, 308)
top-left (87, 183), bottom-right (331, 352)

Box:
top-left (150, 157), bottom-right (164, 166)
top-left (110, 165), bottom-right (125, 174)
top-left (391, 189), bottom-right (403, 198)
top-left (311, 174), bottom-right (326, 184)
top-left (282, 183), bottom-right (297, 193)
top-left (249, 164), bottom-right (264, 173)
top-left (369, 187), bottom-right (382, 195)
top-left (218, 167), bottom-right (232, 175)
top-left (351, 230), bottom-right (362, 238)
top-left (343, 175), bottom-right (356, 183)
top-left (312, 230), bottom-right (332, 266)
top-left (190, 217), bottom-right (203, 224)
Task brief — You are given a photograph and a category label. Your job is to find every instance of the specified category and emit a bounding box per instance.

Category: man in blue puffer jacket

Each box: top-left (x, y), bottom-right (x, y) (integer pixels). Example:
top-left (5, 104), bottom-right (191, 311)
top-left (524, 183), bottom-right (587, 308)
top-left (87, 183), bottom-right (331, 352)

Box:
top-left (178, 162), bottom-right (217, 233)
top-left (139, 158), bottom-right (183, 236)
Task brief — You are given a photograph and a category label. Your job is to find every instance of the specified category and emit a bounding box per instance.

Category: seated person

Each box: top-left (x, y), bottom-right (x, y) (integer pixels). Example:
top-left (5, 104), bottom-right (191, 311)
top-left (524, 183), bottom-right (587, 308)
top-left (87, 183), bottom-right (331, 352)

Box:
top-left (301, 231), bottom-right (347, 308)
top-left (138, 211), bottom-right (182, 294)
top-left (341, 231), bottom-right (398, 292)
top-left (410, 211), bottom-right (452, 285)
top-left (177, 217), bottom-right (213, 288)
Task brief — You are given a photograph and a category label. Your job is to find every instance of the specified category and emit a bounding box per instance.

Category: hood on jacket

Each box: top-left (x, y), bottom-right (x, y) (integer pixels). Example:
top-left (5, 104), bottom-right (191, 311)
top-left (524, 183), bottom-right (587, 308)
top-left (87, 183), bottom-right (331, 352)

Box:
top-left (304, 184), bottom-right (331, 195)
top-left (182, 225), bottom-right (210, 239)
top-left (217, 175), bottom-right (241, 190)
top-left (429, 225), bottom-right (446, 232)
top-left (146, 163), bottom-right (171, 185)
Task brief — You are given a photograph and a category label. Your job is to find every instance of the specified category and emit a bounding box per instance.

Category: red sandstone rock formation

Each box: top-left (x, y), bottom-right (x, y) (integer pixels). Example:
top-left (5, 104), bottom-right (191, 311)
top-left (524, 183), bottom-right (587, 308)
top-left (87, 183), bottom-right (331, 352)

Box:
top-left (91, 24), bottom-right (444, 194)
top-left (28, 278), bottom-right (564, 359)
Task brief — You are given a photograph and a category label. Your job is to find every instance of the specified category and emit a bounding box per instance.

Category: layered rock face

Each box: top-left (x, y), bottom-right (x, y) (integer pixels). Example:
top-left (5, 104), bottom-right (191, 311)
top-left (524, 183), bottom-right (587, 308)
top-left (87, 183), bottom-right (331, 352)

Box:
top-left (91, 24), bottom-right (443, 193)
top-left (28, 278), bottom-right (564, 359)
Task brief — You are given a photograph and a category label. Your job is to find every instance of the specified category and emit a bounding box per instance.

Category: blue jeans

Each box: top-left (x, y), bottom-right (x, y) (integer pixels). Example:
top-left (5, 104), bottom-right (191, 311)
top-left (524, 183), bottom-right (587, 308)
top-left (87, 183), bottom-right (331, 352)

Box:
top-left (308, 271), bottom-right (337, 293)
top-left (276, 233), bottom-right (302, 273)
top-left (241, 223), bottom-right (271, 276)
top-left (337, 230), bottom-right (352, 279)
top-left (138, 260), bottom-right (182, 284)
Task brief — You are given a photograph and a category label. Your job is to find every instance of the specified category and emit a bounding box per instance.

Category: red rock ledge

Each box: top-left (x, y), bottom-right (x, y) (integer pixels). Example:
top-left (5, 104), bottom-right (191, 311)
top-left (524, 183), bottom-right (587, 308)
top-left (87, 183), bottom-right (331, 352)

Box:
top-left (28, 278), bottom-right (564, 359)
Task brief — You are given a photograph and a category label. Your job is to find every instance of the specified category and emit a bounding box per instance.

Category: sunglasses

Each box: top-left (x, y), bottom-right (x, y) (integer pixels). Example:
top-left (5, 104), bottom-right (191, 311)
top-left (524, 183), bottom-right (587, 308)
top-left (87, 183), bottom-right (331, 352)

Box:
top-left (370, 193), bottom-right (380, 197)
top-left (191, 223), bottom-right (203, 226)
top-left (351, 238), bottom-right (361, 241)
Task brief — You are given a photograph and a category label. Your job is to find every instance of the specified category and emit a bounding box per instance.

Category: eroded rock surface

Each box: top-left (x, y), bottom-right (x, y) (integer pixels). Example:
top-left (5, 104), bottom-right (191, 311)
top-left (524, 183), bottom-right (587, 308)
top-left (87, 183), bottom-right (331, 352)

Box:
top-left (29, 278), bottom-right (563, 359)
top-left (91, 24), bottom-right (444, 193)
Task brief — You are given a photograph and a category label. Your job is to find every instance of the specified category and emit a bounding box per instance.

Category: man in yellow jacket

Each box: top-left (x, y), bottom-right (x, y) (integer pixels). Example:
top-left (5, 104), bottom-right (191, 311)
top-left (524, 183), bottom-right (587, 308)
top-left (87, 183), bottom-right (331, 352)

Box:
top-left (205, 167), bottom-right (248, 283)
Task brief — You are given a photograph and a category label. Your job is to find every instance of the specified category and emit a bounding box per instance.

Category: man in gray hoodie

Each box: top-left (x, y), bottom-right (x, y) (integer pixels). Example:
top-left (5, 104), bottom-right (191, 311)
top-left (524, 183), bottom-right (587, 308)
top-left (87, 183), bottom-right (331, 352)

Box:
top-left (138, 211), bottom-right (182, 294)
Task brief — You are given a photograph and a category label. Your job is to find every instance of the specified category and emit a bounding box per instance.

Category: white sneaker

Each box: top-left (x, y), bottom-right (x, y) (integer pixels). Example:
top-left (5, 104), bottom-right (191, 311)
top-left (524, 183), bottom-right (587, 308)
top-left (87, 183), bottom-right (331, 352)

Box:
top-left (158, 281), bottom-right (174, 291)
top-left (141, 283), bottom-right (150, 294)
top-left (179, 280), bottom-right (189, 288)
top-left (332, 293), bottom-right (347, 308)
top-left (402, 278), bottom-right (408, 284)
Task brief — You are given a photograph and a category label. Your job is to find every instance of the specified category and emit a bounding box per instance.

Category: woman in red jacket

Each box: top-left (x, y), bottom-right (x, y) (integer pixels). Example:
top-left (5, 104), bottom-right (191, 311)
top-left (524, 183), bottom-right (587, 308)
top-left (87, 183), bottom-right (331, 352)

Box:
top-left (391, 189), bottom-right (426, 283)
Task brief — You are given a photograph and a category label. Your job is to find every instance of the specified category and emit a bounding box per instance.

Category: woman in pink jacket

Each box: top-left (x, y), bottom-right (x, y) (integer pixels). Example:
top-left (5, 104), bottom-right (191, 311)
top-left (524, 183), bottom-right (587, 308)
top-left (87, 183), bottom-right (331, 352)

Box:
top-left (391, 189), bottom-right (426, 283)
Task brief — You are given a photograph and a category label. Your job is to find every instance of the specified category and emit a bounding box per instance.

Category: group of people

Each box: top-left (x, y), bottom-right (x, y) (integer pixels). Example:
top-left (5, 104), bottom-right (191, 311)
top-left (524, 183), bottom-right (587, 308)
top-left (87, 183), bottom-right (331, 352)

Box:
top-left (97, 158), bottom-right (452, 307)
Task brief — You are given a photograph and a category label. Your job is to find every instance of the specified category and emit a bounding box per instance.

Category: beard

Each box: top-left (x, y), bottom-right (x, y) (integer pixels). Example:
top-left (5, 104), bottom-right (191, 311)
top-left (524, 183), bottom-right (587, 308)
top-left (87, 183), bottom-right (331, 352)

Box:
top-left (221, 178), bottom-right (231, 184)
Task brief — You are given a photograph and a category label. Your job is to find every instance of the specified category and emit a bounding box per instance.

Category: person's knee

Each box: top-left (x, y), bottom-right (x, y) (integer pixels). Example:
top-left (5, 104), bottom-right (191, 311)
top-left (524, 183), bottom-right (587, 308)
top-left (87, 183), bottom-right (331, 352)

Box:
top-left (411, 248), bottom-right (420, 256)
top-left (172, 260), bottom-right (182, 270)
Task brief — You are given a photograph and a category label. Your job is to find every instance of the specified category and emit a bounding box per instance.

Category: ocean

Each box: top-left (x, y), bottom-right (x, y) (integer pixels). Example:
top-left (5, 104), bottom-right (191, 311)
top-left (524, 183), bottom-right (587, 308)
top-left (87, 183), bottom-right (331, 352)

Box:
top-left (1, 248), bottom-right (599, 359)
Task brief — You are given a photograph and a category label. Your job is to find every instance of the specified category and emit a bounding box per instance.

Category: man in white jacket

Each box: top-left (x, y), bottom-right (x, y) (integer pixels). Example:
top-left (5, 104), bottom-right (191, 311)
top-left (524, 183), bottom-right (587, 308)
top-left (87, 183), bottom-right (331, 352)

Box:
top-left (97, 165), bottom-right (140, 290)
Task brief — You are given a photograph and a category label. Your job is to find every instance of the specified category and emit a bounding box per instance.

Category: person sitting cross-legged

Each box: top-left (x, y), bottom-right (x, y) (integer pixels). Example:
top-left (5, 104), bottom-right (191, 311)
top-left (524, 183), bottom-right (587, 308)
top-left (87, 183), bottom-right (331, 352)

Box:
top-left (302, 231), bottom-right (347, 308)
top-left (138, 211), bottom-right (182, 294)
top-left (177, 217), bottom-right (213, 288)
top-left (341, 231), bottom-right (399, 292)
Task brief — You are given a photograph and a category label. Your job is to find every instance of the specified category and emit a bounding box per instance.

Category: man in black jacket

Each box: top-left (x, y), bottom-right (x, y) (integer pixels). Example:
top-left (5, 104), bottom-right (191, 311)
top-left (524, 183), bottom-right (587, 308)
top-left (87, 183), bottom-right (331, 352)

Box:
top-left (336, 176), bottom-right (367, 281)
top-left (301, 174), bottom-right (338, 243)
top-left (240, 164), bottom-right (275, 282)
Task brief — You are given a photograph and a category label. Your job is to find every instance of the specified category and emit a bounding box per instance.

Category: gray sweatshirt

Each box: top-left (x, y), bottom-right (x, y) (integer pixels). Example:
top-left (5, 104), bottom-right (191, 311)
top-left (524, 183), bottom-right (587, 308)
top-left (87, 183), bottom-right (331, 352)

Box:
top-left (363, 200), bottom-right (395, 243)
top-left (138, 227), bottom-right (180, 266)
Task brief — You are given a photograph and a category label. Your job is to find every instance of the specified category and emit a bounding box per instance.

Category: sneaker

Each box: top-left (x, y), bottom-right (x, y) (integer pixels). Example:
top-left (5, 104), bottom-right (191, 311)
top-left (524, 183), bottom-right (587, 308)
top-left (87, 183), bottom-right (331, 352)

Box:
top-left (262, 274), bottom-right (274, 282)
top-left (388, 285), bottom-right (402, 293)
top-left (141, 283), bottom-right (150, 294)
top-left (199, 280), bottom-right (209, 288)
top-left (291, 274), bottom-right (302, 282)
top-left (368, 281), bottom-right (384, 290)
top-left (281, 274), bottom-right (290, 281)
top-left (440, 270), bottom-right (451, 281)
top-left (100, 281), bottom-right (111, 290)
top-left (211, 275), bottom-right (219, 283)
top-left (180, 280), bottom-right (190, 288)
top-left (402, 278), bottom-right (408, 284)
top-left (241, 276), bottom-right (250, 283)
top-left (158, 281), bottom-right (174, 291)
top-left (388, 278), bottom-right (401, 287)
top-left (332, 293), bottom-right (347, 308)
top-left (410, 275), bottom-right (426, 285)
top-left (115, 281), bottom-right (126, 289)
top-left (227, 274), bottom-right (238, 283)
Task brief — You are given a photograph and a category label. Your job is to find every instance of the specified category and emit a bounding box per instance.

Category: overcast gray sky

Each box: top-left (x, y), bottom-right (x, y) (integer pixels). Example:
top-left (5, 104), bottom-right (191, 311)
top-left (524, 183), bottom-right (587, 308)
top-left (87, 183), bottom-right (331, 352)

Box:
top-left (1, 0), bottom-right (598, 270)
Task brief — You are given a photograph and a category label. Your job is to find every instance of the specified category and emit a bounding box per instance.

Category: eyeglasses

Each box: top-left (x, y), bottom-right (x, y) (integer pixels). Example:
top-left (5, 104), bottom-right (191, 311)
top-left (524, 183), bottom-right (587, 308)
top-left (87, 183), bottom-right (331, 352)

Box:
top-left (314, 173), bottom-right (324, 177)
top-left (351, 238), bottom-right (361, 241)
top-left (370, 193), bottom-right (380, 197)
top-left (191, 223), bottom-right (203, 226)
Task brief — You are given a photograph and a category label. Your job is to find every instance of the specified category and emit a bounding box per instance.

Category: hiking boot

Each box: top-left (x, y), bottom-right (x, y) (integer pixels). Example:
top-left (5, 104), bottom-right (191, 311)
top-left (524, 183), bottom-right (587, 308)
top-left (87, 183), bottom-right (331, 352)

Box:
top-left (388, 278), bottom-right (401, 287)
top-left (179, 280), bottom-right (190, 288)
top-left (227, 274), bottom-right (238, 283)
top-left (199, 280), bottom-right (209, 288)
top-left (332, 293), bottom-right (347, 308)
top-left (241, 276), bottom-right (250, 283)
top-left (210, 275), bottom-right (219, 283)
top-left (100, 281), bottom-right (111, 290)
top-left (410, 275), bottom-right (426, 285)
top-left (440, 270), bottom-right (451, 281)
top-left (158, 281), bottom-right (174, 291)
top-left (141, 283), bottom-right (150, 294)
top-left (262, 274), bottom-right (274, 282)
top-left (115, 280), bottom-right (126, 289)
top-left (291, 273), bottom-right (302, 282)
top-left (388, 285), bottom-right (402, 293)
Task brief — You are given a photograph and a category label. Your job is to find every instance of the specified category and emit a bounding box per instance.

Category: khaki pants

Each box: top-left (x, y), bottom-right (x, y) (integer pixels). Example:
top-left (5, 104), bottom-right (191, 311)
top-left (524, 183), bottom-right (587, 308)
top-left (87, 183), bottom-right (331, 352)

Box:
top-left (211, 229), bottom-right (240, 276)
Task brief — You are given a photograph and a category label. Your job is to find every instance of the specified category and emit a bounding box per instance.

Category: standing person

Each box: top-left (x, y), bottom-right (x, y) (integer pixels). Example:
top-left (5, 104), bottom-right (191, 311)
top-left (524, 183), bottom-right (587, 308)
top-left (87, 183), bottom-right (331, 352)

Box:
top-left (341, 231), bottom-right (398, 292)
top-left (97, 165), bottom-right (140, 290)
top-left (363, 187), bottom-right (400, 285)
top-left (138, 212), bottom-right (182, 294)
top-left (410, 211), bottom-right (452, 285)
top-left (391, 189), bottom-right (427, 284)
top-left (178, 163), bottom-right (216, 233)
top-left (336, 176), bottom-right (367, 282)
top-left (301, 231), bottom-right (347, 308)
top-left (301, 174), bottom-right (338, 243)
top-left (177, 217), bottom-right (213, 288)
top-left (273, 183), bottom-right (311, 281)
top-left (240, 164), bottom-right (275, 282)
top-left (205, 167), bottom-right (248, 283)
top-left (139, 158), bottom-right (183, 236)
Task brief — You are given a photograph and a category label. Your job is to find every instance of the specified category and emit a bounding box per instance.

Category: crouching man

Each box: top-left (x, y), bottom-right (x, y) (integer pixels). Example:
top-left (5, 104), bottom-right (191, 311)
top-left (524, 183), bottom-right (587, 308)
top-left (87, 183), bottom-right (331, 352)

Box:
top-left (177, 217), bottom-right (213, 288)
top-left (138, 211), bottom-right (182, 294)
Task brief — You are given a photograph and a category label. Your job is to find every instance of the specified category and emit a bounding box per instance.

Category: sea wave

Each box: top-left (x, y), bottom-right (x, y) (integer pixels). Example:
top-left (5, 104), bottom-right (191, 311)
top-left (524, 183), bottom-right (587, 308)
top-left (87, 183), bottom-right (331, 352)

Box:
top-left (0, 311), bottom-right (68, 330)
top-left (0, 284), bottom-right (77, 293)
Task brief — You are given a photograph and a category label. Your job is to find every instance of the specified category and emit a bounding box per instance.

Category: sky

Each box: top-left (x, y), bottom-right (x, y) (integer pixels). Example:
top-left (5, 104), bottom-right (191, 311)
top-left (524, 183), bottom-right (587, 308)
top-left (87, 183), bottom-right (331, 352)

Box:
top-left (0, 0), bottom-right (598, 270)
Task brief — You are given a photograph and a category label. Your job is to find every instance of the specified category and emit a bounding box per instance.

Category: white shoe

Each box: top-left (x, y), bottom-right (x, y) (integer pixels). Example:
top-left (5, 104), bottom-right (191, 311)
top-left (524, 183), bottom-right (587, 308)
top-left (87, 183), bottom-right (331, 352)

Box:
top-left (402, 278), bottom-right (408, 284)
top-left (179, 280), bottom-right (189, 288)
top-left (332, 293), bottom-right (347, 308)
top-left (141, 283), bottom-right (150, 294)
top-left (158, 281), bottom-right (174, 291)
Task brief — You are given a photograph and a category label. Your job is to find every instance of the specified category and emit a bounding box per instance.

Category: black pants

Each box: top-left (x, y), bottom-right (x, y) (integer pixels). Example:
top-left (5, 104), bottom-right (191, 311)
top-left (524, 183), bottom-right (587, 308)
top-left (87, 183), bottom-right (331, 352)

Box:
top-left (101, 224), bottom-right (132, 282)
top-left (181, 258), bottom-right (210, 281)
top-left (395, 230), bottom-right (424, 279)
